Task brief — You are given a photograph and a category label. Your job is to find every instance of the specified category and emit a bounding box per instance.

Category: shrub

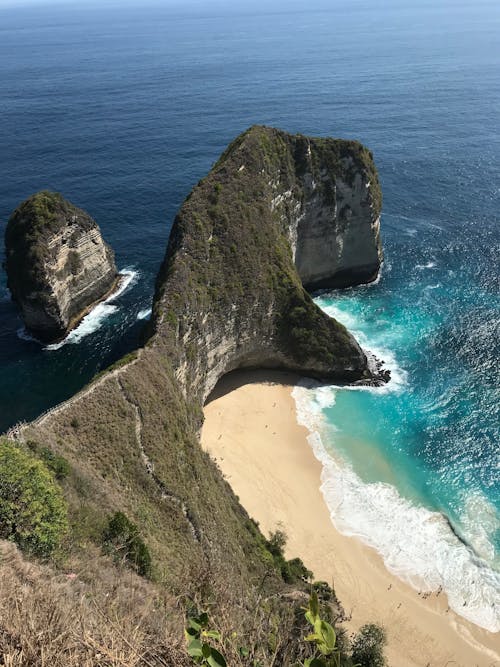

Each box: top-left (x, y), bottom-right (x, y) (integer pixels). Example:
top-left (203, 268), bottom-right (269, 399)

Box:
top-left (267, 528), bottom-right (287, 558)
top-left (26, 441), bottom-right (70, 480)
top-left (103, 511), bottom-right (152, 577)
top-left (39, 448), bottom-right (71, 480)
top-left (265, 529), bottom-right (312, 584)
top-left (0, 439), bottom-right (68, 556)
top-left (313, 581), bottom-right (334, 602)
top-left (350, 624), bottom-right (387, 667)
top-left (298, 592), bottom-right (340, 667)
top-left (281, 557), bottom-right (313, 584)
top-left (185, 612), bottom-right (227, 666)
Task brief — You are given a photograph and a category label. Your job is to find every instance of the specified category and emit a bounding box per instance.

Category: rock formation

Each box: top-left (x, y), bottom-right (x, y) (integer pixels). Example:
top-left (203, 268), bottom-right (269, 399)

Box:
top-left (291, 138), bottom-right (382, 290)
top-left (151, 125), bottom-right (383, 401)
top-left (5, 191), bottom-right (118, 342)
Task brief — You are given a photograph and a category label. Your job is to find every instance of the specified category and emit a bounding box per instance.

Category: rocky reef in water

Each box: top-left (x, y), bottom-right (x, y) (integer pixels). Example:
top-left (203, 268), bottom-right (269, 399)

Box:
top-left (5, 191), bottom-right (118, 343)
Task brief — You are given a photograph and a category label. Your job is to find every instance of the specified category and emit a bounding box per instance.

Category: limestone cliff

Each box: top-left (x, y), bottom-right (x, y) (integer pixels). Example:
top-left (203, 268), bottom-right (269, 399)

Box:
top-left (291, 138), bottom-right (382, 290)
top-left (5, 191), bottom-right (118, 342)
top-left (151, 125), bottom-right (383, 401)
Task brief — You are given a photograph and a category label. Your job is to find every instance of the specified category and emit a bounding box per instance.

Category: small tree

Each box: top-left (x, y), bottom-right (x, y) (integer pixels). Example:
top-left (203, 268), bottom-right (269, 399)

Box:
top-left (103, 511), bottom-right (152, 577)
top-left (351, 624), bottom-right (387, 667)
top-left (0, 439), bottom-right (68, 556)
top-left (267, 529), bottom-right (287, 558)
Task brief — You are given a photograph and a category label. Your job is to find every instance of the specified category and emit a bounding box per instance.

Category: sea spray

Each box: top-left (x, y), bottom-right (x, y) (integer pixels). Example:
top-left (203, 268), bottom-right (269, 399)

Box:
top-left (137, 307), bottom-right (152, 321)
top-left (43, 268), bottom-right (139, 350)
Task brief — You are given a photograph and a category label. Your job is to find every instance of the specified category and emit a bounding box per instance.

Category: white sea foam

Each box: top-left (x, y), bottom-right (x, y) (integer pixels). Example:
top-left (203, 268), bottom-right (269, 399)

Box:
top-left (45, 303), bottom-right (120, 350)
top-left (320, 302), bottom-right (408, 393)
top-left (292, 382), bottom-right (500, 632)
top-left (137, 307), bottom-right (152, 321)
top-left (107, 268), bottom-right (138, 301)
top-left (45, 268), bottom-right (139, 350)
top-left (416, 261), bottom-right (436, 270)
top-left (460, 492), bottom-right (500, 566)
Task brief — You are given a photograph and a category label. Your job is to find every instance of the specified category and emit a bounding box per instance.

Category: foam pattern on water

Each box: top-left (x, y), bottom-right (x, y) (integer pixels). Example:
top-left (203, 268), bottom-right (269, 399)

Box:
top-left (46, 268), bottom-right (138, 350)
top-left (292, 381), bottom-right (500, 632)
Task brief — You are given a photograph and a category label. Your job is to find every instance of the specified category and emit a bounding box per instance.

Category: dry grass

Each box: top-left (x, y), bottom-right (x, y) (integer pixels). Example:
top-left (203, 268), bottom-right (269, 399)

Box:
top-left (0, 541), bottom-right (190, 667)
top-left (0, 540), bottom-right (333, 667)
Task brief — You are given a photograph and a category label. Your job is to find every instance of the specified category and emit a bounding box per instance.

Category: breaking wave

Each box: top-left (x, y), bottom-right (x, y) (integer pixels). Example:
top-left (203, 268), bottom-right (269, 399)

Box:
top-left (137, 307), bottom-right (152, 320)
top-left (17, 268), bottom-right (139, 349)
top-left (45, 268), bottom-right (138, 350)
top-left (292, 382), bottom-right (500, 632)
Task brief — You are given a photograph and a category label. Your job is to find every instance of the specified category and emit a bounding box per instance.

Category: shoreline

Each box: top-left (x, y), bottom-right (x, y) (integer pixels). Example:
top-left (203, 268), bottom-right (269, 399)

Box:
top-left (62, 272), bottom-right (124, 341)
top-left (41, 268), bottom-right (137, 350)
top-left (201, 370), bottom-right (500, 667)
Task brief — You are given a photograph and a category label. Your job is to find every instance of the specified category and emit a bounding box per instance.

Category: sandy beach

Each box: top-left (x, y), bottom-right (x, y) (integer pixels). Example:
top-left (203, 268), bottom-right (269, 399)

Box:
top-left (201, 370), bottom-right (500, 667)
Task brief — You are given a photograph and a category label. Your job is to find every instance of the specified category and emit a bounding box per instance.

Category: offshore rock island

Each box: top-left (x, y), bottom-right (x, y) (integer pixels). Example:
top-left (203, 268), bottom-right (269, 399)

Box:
top-left (5, 191), bottom-right (118, 343)
top-left (2, 127), bottom-right (394, 665)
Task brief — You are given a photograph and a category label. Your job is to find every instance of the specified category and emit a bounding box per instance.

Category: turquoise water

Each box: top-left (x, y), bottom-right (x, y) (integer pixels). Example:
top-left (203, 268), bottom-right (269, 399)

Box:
top-left (293, 215), bottom-right (500, 630)
top-left (0, 0), bottom-right (498, 631)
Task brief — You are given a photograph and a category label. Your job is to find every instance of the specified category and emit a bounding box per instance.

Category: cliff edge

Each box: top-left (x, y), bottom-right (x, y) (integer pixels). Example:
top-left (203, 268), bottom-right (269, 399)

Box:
top-left (5, 191), bottom-right (118, 343)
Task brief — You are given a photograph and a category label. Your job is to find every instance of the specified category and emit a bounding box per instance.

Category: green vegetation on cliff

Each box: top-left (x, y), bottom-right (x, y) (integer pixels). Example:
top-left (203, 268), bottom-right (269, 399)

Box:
top-left (5, 191), bottom-right (91, 298)
top-left (0, 439), bottom-right (68, 556)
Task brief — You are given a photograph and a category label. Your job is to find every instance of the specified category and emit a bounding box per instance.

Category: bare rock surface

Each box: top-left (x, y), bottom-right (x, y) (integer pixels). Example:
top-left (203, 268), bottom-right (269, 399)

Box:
top-left (5, 191), bottom-right (118, 342)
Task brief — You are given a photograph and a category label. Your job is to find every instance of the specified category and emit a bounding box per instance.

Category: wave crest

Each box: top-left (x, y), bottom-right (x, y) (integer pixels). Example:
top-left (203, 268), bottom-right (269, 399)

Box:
top-left (292, 382), bottom-right (500, 633)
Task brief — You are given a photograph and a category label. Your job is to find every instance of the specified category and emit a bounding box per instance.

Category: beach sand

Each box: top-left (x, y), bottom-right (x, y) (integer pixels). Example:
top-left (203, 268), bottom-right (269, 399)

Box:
top-left (201, 370), bottom-right (500, 667)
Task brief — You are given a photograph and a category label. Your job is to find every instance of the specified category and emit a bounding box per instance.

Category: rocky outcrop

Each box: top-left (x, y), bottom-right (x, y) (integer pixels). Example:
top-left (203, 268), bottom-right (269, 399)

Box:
top-left (292, 148), bottom-right (382, 290)
top-left (150, 125), bottom-right (384, 401)
top-left (5, 191), bottom-right (118, 342)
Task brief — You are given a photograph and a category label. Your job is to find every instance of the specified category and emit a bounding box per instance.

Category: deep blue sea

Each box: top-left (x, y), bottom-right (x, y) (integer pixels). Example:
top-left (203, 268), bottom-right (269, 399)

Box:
top-left (0, 0), bottom-right (498, 632)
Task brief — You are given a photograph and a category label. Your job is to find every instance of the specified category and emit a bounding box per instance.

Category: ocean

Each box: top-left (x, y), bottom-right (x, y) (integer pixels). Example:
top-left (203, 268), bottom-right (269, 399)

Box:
top-left (0, 0), bottom-right (498, 632)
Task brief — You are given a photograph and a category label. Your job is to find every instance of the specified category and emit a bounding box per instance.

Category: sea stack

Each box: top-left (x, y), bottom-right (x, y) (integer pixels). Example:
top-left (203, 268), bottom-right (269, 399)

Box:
top-left (5, 191), bottom-right (118, 343)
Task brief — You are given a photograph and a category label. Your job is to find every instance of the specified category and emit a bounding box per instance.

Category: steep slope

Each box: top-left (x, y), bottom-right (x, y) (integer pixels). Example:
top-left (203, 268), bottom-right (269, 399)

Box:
top-left (3, 126), bottom-right (385, 664)
top-left (5, 191), bottom-right (118, 342)
top-left (151, 125), bottom-right (383, 401)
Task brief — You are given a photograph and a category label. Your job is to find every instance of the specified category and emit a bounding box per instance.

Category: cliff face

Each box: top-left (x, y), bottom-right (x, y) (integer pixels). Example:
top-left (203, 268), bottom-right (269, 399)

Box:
top-left (151, 126), bottom-right (382, 402)
top-left (5, 191), bottom-right (118, 342)
top-left (292, 149), bottom-right (382, 290)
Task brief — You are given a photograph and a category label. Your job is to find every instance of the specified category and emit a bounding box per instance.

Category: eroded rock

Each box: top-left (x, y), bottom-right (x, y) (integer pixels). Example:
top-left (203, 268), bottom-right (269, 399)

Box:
top-left (5, 191), bottom-right (118, 342)
top-left (150, 125), bottom-right (385, 400)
